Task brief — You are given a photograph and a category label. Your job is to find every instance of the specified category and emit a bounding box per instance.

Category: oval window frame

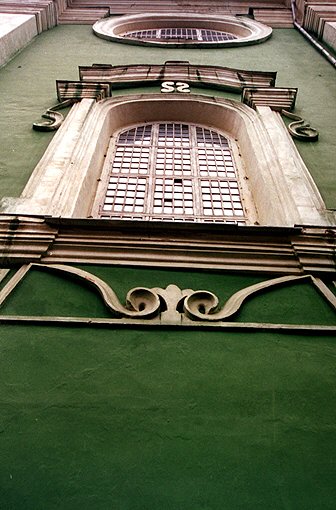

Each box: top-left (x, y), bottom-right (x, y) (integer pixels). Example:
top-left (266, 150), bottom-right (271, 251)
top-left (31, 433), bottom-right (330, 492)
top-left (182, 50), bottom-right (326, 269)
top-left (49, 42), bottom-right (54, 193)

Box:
top-left (93, 13), bottom-right (272, 48)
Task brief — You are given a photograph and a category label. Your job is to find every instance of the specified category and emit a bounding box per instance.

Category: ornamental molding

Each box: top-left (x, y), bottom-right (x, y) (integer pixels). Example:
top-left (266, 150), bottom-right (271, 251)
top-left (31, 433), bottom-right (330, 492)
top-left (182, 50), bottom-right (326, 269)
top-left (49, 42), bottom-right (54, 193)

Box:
top-left (56, 81), bottom-right (111, 102)
top-left (0, 264), bottom-right (335, 332)
top-left (241, 87), bottom-right (319, 142)
top-left (93, 13), bottom-right (272, 48)
top-left (5, 93), bottom-right (327, 227)
top-left (74, 61), bottom-right (276, 94)
top-left (0, 216), bottom-right (335, 275)
top-left (280, 110), bottom-right (319, 142)
top-left (32, 99), bottom-right (77, 132)
top-left (242, 87), bottom-right (298, 112)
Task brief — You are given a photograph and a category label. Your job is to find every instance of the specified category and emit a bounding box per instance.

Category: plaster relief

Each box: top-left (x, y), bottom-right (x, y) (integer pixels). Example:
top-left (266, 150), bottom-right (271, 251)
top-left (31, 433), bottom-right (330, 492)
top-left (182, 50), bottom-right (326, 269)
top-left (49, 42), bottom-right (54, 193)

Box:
top-left (1, 264), bottom-right (335, 331)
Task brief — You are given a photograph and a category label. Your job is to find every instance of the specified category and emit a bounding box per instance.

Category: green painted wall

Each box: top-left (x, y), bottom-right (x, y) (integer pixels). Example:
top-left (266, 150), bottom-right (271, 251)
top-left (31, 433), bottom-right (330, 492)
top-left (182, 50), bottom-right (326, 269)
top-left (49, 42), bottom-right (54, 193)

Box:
top-left (0, 265), bottom-right (335, 509)
top-left (1, 22), bottom-right (336, 509)
top-left (0, 26), bottom-right (335, 207)
top-left (1, 324), bottom-right (336, 509)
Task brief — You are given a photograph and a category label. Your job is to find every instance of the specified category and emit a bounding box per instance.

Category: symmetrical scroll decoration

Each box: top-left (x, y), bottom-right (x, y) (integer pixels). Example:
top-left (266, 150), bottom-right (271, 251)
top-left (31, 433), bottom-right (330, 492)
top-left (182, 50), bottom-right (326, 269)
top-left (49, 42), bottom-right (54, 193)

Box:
top-left (281, 109), bottom-right (319, 142)
top-left (32, 99), bottom-right (76, 132)
top-left (0, 264), bottom-right (335, 331)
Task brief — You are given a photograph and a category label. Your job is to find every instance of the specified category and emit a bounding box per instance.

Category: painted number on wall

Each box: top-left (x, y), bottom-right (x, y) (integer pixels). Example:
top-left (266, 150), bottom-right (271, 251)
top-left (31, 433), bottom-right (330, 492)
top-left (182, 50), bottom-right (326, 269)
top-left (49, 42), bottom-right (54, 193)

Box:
top-left (161, 81), bottom-right (190, 93)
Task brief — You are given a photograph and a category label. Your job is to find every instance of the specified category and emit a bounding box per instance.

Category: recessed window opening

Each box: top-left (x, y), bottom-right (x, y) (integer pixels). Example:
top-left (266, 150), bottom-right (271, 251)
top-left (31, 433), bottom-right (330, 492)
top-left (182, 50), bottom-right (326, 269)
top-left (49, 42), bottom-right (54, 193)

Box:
top-left (124, 28), bottom-right (237, 42)
top-left (96, 123), bottom-right (247, 224)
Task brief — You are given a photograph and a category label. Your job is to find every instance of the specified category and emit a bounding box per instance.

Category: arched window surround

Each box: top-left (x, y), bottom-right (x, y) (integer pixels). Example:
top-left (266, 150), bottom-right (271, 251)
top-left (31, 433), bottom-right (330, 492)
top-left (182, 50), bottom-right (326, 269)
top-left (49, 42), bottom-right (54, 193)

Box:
top-left (15, 94), bottom-right (327, 227)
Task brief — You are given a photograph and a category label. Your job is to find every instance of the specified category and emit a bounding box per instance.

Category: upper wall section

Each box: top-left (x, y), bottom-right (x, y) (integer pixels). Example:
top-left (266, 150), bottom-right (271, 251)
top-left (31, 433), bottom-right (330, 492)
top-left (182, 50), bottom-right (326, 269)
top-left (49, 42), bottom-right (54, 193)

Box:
top-left (0, 1), bottom-right (293, 27)
top-left (0, 1), bottom-right (59, 33)
top-left (63, 1), bottom-right (293, 27)
top-left (93, 14), bottom-right (272, 48)
top-left (295, 0), bottom-right (336, 52)
top-left (0, 14), bottom-right (37, 67)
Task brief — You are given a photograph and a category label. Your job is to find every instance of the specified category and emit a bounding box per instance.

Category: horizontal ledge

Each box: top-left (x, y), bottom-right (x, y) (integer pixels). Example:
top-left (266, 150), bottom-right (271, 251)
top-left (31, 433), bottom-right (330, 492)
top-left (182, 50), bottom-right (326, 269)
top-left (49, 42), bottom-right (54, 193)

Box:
top-left (43, 216), bottom-right (302, 236)
top-left (0, 316), bottom-right (335, 334)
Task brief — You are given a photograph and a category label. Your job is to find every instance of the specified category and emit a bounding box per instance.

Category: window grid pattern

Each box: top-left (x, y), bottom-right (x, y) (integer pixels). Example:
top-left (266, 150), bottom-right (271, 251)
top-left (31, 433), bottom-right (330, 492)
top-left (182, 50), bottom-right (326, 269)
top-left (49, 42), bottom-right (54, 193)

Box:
top-left (197, 127), bottom-right (245, 219)
top-left (124, 28), bottom-right (237, 42)
top-left (99, 123), bottom-right (246, 224)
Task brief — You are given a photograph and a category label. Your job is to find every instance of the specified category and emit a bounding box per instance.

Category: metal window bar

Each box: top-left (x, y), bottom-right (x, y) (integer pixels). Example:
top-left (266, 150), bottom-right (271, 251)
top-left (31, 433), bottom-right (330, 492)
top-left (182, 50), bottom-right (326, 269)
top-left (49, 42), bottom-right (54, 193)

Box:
top-left (98, 123), bottom-right (246, 224)
top-left (123, 28), bottom-right (237, 42)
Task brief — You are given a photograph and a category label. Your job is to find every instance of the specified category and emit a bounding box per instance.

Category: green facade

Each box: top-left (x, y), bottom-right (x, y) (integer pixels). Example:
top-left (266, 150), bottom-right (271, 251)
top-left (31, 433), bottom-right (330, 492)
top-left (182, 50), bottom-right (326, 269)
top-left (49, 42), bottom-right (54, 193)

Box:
top-left (0, 21), bottom-right (336, 510)
top-left (0, 26), bottom-right (335, 205)
top-left (1, 263), bottom-right (336, 508)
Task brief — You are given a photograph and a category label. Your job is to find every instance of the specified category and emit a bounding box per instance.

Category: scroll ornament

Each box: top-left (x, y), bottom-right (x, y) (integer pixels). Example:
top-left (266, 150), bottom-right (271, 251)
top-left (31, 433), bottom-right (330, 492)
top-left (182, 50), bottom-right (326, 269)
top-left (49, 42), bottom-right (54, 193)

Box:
top-left (281, 109), bottom-right (319, 142)
top-left (1, 265), bottom-right (335, 328)
top-left (32, 99), bottom-right (76, 131)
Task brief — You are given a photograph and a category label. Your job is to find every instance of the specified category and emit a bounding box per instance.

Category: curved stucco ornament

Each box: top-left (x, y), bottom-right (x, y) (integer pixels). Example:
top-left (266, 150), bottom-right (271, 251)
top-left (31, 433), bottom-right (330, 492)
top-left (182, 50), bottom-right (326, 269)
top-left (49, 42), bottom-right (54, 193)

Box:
top-left (41, 264), bottom-right (162, 319)
top-left (281, 110), bottom-right (319, 142)
top-left (32, 99), bottom-right (76, 132)
top-left (183, 275), bottom-right (325, 320)
top-left (0, 264), bottom-right (335, 331)
top-left (93, 13), bottom-right (272, 48)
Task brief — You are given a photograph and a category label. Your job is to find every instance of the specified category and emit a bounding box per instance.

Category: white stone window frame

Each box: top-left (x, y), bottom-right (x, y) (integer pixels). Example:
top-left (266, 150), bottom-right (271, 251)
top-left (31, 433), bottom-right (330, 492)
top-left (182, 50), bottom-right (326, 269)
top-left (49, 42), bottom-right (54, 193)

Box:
top-left (93, 13), bottom-right (272, 48)
top-left (4, 94), bottom-right (328, 227)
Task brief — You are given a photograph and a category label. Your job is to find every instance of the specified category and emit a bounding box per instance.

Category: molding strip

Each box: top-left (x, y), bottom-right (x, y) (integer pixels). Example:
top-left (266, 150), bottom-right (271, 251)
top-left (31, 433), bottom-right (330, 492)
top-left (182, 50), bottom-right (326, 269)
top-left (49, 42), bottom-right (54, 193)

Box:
top-left (0, 315), bottom-right (334, 334)
top-left (0, 269), bottom-right (10, 285)
top-left (0, 216), bottom-right (335, 274)
top-left (76, 61), bottom-right (276, 92)
top-left (56, 81), bottom-right (112, 102)
top-left (0, 264), bottom-right (31, 307)
top-left (242, 87), bottom-right (298, 111)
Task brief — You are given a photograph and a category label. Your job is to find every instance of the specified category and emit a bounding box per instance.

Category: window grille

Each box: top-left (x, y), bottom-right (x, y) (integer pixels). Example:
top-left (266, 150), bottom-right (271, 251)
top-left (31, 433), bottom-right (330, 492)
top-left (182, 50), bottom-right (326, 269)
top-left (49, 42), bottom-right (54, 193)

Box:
top-left (124, 28), bottom-right (237, 42)
top-left (98, 123), bottom-right (246, 224)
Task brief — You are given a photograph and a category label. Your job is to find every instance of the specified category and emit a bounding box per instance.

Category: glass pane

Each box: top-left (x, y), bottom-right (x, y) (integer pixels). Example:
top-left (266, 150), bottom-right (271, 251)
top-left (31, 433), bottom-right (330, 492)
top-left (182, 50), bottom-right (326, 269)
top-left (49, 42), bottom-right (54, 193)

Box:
top-left (123, 28), bottom-right (237, 42)
top-left (98, 123), bottom-right (246, 224)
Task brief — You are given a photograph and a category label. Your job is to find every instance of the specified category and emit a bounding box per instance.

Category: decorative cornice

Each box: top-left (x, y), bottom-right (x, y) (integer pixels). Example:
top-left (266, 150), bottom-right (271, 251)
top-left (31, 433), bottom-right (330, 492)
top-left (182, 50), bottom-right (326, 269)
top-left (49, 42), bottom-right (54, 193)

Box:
top-left (242, 87), bottom-right (298, 111)
top-left (241, 89), bottom-right (319, 142)
top-left (56, 81), bottom-right (112, 101)
top-left (0, 216), bottom-right (335, 275)
top-left (0, 1), bottom-right (59, 33)
top-left (77, 62), bottom-right (276, 92)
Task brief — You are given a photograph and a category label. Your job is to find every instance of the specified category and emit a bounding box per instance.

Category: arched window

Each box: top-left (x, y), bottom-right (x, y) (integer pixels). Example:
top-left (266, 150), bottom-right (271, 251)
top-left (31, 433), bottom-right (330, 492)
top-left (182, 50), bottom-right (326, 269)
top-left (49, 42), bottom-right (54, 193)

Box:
top-left (5, 93), bottom-right (325, 226)
top-left (93, 122), bottom-right (246, 224)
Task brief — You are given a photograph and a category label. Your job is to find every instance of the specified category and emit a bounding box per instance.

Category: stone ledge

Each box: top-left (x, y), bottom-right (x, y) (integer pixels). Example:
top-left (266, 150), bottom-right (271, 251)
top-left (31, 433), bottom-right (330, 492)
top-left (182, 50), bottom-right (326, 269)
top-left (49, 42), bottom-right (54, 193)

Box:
top-left (0, 13), bottom-right (37, 67)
